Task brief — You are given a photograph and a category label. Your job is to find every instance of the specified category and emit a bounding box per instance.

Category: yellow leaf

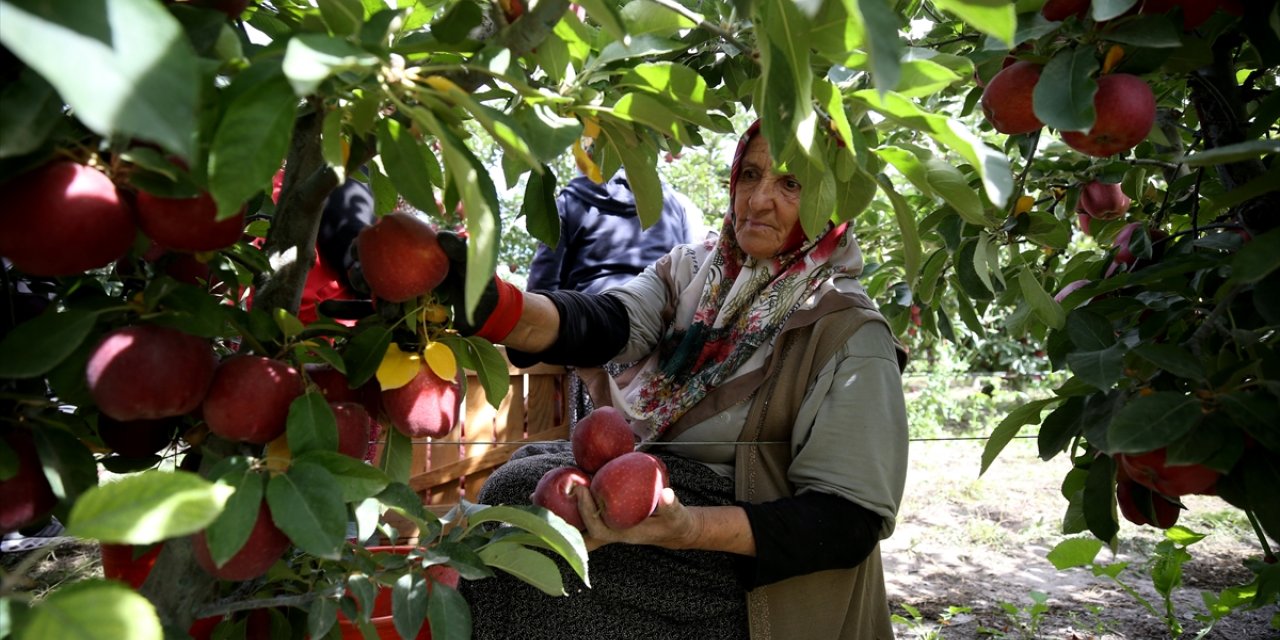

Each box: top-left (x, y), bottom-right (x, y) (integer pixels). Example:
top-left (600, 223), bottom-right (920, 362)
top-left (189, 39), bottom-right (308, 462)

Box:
top-left (424, 341), bottom-right (457, 382)
top-left (582, 116), bottom-right (600, 139)
top-left (572, 138), bottom-right (603, 183)
top-left (1014, 195), bottom-right (1035, 215)
top-left (1102, 45), bottom-right (1125, 75)
top-left (263, 435), bottom-right (292, 476)
top-left (423, 75), bottom-right (463, 94)
top-left (377, 344), bottom-right (421, 391)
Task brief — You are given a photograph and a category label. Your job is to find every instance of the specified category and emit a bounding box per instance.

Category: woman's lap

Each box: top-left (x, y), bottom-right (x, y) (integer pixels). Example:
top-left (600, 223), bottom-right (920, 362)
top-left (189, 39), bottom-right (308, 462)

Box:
top-left (459, 444), bottom-right (749, 640)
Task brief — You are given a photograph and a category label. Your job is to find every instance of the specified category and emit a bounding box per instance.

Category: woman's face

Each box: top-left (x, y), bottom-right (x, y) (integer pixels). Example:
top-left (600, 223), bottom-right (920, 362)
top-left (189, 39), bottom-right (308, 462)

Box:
top-left (732, 135), bottom-right (804, 259)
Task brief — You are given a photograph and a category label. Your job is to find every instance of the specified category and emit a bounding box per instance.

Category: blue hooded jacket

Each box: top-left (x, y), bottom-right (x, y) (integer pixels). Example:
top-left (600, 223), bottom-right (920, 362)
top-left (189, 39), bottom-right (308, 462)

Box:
top-left (527, 171), bottom-right (699, 294)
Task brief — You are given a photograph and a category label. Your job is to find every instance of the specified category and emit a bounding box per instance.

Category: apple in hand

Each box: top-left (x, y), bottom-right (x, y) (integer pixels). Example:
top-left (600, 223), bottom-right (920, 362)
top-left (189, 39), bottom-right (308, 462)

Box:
top-left (135, 190), bottom-right (245, 253)
top-left (331, 401), bottom-right (373, 459)
top-left (86, 324), bottom-right (218, 421)
top-left (571, 406), bottom-right (636, 473)
top-left (193, 498), bottom-right (291, 581)
top-left (531, 465), bottom-right (593, 530)
top-left (980, 61), bottom-right (1044, 135)
top-left (1062, 74), bottom-right (1156, 157)
top-left (356, 212), bottom-right (451, 302)
top-left (0, 161), bottom-right (136, 277)
top-left (1077, 181), bottom-right (1131, 221)
top-left (0, 430), bottom-right (58, 535)
top-left (202, 356), bottom-right (304, 444)
top-left (589, 451), bottom-right (671, 530)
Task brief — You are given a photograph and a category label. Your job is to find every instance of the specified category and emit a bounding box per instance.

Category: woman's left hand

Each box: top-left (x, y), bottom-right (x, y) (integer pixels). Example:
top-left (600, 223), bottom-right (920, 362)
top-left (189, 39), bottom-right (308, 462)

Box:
top-left (572, 485), bottom-right (696, 552)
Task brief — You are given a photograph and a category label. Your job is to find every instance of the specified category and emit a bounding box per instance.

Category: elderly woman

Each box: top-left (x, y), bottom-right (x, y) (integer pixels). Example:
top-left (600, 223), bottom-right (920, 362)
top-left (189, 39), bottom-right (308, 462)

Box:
top-left (455, 121), bottom-right (909, 640)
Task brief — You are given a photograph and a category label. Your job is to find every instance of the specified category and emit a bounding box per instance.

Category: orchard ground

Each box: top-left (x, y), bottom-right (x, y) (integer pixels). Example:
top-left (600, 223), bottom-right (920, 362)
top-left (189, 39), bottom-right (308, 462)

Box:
top-left (886, 436), bottom-right (1275, 639)
top-left (6, 434), bottom-right (1273, 639)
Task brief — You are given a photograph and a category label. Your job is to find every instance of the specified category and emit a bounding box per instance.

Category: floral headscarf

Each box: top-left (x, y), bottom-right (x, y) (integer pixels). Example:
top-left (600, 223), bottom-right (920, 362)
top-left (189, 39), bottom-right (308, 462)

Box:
top-left (614, 121), bottom-right (865, 442)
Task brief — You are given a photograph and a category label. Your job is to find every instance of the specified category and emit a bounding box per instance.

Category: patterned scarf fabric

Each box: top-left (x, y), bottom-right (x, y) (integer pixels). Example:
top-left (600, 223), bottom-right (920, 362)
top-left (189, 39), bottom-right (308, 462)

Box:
top-left (617, 122), bottom-right (863, 442)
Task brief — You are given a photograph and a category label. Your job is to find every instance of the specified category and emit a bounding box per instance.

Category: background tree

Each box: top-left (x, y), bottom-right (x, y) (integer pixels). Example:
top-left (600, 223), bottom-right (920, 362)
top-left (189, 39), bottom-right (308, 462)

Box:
top-left (0, 0), bottom-right (1276, 638)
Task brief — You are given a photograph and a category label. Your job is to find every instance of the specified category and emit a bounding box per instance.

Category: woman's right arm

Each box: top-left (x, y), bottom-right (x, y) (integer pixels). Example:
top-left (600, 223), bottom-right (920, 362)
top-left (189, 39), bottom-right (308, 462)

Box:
top-left (501, 292), bottom-right (560, 354)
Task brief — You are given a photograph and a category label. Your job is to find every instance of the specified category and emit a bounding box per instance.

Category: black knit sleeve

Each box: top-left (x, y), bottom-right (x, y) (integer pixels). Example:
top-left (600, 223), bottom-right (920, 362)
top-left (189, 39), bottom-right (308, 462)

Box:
top-left (735, 491), bottom-right (882, 588)
top-left (506, 290), bottom-right (630, 368)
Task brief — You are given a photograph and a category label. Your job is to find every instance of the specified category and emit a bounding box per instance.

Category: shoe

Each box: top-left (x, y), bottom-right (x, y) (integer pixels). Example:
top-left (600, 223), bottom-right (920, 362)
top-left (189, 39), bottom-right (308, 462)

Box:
top-left (0, 518), bottom-right (75, 553)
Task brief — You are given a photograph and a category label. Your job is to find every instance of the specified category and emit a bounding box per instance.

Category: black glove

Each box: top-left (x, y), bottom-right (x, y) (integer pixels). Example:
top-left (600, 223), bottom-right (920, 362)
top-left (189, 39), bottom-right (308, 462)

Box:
top-left (437, 230), bottom-right (521, 340)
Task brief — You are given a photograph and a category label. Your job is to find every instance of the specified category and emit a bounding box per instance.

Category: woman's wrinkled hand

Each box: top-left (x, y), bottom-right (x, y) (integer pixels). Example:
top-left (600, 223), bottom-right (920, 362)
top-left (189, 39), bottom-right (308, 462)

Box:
top-left (572, 484), bottom-right (697, 552)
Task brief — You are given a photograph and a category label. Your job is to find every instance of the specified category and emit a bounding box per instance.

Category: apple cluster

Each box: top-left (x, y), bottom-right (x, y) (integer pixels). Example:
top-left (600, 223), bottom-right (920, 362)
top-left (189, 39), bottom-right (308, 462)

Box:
top-left (1113, 447), bottom-right (1222, 529)
top-left (531, 407), bottom-right (670, 531)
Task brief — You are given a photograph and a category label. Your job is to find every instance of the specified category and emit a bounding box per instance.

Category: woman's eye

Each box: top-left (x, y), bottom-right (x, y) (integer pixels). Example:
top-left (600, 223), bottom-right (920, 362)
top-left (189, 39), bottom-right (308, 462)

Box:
top-left (785, 178), bottom-right (802, 192)
top-left (740, 168), bottom-right (760, 180)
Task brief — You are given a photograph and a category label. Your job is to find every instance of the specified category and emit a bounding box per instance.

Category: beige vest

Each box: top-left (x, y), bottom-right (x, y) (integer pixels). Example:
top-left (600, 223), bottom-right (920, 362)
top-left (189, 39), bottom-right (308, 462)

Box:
top-left (733, 294), bottom-right (904, 640)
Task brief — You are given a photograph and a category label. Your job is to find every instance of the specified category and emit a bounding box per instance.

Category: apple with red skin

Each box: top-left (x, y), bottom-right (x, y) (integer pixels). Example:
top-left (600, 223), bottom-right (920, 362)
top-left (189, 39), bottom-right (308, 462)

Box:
top-left (356, 212), bottom-right (451, 303)
top-left (1077, 181), bottom-right (1131, 221)
top-left (193, 499), bottom-right (291, 581)
top-left (0, 430), bottom-right (58, 535)
top-left (531, 465), bottom-right (593, 530)
top-left (980, 61), bottom-right (1044, 135)
top-left (202, 356), bottom-right (304, 444)
top-left (135, 190), bottom-right (245, 253)
top-left (1077, 213), bottom-right (1094, 236)
top-left (1116, 447), bottom-right (1220, 497)
top-left (1042, 0), bottom-right (1090, 21)
top-left (589, 451), bottom-right (671, 530)
top-left (571, 406), bottom-right (636, 473)
top-left (100, 543), bottom-right (164, 589)
top-left (87, 324), bottom-right (218, 421)
top-left (1062, 74), bottom-right (1156, 157)
top-left (330, 401), bottom-right (373, 459)
top-left (1116, 475), bottom-right (1181, 528)
top-left (0, 161), bottom-right (137, 277)
top-left (305, 363), bottom-right (382, 417)
top-left (1107, 222), bottom-right (1168, 276)
top-left (381, 364), bottom-right (461, 438)
top-left (98, 415), bottom-right (180, 458)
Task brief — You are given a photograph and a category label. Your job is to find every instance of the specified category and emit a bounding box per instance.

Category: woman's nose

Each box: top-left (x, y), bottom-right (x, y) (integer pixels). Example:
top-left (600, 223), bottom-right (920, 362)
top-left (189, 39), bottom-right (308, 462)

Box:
top-left (747, 179), bottom-right (780, 209)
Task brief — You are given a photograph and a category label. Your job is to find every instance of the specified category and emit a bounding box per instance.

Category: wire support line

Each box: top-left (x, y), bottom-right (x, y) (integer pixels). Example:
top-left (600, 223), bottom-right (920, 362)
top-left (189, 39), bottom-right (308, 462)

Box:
top-left (380, 435), bottom-right (1040, 446)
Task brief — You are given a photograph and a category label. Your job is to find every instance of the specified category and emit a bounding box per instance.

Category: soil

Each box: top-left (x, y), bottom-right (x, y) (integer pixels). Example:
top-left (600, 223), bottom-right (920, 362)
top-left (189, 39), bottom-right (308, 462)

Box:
top-left (885, 438), bottom-right (1278, 639)
top-left (5, 438), bottom-right (1276, 639)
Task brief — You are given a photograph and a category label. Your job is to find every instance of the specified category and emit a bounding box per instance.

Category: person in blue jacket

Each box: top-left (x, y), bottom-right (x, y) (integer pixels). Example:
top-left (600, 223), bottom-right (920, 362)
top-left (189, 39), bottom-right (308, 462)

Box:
top-left (527, 170), bottom-right (704, 294)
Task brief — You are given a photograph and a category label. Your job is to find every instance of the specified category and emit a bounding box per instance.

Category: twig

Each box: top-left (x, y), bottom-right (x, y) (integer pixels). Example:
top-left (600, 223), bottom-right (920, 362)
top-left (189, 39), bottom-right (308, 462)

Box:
top-left (194, 583), bottom-right (346, 619)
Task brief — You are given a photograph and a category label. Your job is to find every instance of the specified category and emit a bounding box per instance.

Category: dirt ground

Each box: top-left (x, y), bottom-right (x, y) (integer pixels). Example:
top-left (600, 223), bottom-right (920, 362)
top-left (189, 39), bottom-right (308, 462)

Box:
top-left (886, 438), bottom-right (1277, 639)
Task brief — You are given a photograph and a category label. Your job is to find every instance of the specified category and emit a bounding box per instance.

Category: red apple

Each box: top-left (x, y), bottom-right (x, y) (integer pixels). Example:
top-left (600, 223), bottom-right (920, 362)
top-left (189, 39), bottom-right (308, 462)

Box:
top-left (135, 190), bottom-right (245, 253)
top-left (1116, 448), bottom-right (1220, 497)
top-left (193, 499), bottom-right (291, 581)
top-left (1042, 0), bottom-right (1090, 21)
top-left (1061, 74), bottom-right (1156, 157)
top-left (305, 363), bottom-right (381, 417)
top-left (0, 161), bottom-right (136, 276)
top-left (571, 406), bottom-right (636, 473)
top-left (100, 543), bottom-right (164, 589)
top-left (331, 401), bottom-right (372, 459)
top-left (381, 364), bottom-right (461, 438)
top-left (980, 61), bottom-right (1044, 135)
top-left (589, 451), bottom-right (670, 530)
top-left (1077, 181), bottom-right (1132, 220)
top-left (98, 415), bottom-right (180, 458)
top-left (1077, 213), bottom-right (1094, 236)
top-left (0, 430), bottom-right (58, 535)
top-left (531, 465), bottom-right (592, 531)
top-left (355, 212), bottom-right (451, 303)
top-left (202, 356), bottom-right (304, 444)
top-left (1116, 463), bottom-right (1181, 528)
top-left (427, 563), bottom-right (461, 589)
top-left (86, 325), bottom-right (218, 421)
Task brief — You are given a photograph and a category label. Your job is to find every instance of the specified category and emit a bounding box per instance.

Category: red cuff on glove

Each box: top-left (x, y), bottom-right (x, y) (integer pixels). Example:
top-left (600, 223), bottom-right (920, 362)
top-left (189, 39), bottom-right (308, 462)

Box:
top-left (474, 277), bottom-right (524, 342)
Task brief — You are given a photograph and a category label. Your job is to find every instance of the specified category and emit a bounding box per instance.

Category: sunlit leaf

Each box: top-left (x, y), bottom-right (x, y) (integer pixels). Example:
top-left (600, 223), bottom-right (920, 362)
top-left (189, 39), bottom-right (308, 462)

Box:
top-left (425, 341), bottom-right (458, 382)
top-left (67, 470), bottom-right (233, 544)
top-left (378, 344), bottom-right (422, 391)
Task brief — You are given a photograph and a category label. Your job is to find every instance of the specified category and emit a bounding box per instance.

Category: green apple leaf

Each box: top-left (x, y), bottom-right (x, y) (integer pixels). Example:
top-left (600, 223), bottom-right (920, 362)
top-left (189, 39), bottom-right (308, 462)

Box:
top-left (1034, 46), bottom-right (1099, 133)
top-left (0, 0), bottom-right (197, 159)
top-left (22, 580), bottom-right (163, 640)
top-left (296, 451), bottom-right (391, 503)
top-left (1107, 392), bottom-right (1203, 454)
top-left (392, 572), bottom-right (430, 640)
top-left (0, 309), bottom-right (99, 379)
top-left (287, 391), bottom-right (339, 457)
top-left (268, 461), bottom-right (347, 559)
top-left (204, 467), bottom-right (264, 568)
top-left (67, 470), bottom-right (233, 544)
top-left (427, 584), bottom-right (472, 640)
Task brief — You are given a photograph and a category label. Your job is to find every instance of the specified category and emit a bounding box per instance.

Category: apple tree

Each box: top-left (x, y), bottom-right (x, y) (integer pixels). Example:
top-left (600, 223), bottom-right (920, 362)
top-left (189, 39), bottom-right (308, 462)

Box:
top-left (0, 0), bottom-right (1277, 638)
